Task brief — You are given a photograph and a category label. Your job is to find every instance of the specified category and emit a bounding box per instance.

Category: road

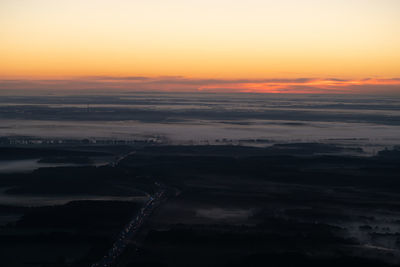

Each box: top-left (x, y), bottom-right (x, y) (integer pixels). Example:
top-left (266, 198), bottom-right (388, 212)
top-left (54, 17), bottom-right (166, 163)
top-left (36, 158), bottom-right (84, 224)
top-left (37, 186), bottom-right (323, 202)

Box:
top-left (109, 151), bottom-right (136, 167)
top-left (92, 150), bottom-right (167, 267)
top-left (91, 183), bottom-right (167, 267)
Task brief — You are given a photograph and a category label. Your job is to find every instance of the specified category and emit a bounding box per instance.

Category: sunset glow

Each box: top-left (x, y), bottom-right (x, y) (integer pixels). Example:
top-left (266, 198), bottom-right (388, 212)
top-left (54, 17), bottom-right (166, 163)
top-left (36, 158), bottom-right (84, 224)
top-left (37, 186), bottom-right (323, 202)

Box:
top-left (1, 0), bottom-right (400, 93)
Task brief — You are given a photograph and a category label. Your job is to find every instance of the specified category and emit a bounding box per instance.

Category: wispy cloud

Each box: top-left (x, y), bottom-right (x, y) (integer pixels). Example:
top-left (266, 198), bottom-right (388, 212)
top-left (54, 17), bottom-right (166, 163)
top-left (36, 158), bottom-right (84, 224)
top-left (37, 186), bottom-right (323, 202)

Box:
top-left (0, 76), bottom-right (399, 94)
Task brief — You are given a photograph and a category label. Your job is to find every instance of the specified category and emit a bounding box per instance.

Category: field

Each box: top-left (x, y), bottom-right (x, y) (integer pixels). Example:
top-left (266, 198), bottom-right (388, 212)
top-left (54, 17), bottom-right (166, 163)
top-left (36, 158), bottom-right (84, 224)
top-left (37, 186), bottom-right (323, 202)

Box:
top-left (0, 143), bottom-right (399, 266)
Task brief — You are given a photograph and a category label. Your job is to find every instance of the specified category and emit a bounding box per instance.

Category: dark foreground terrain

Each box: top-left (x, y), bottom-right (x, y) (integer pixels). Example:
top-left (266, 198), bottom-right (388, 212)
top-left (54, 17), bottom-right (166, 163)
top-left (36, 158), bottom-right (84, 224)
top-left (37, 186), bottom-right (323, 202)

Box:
top-left (0, 143), bottom-right (400, 266)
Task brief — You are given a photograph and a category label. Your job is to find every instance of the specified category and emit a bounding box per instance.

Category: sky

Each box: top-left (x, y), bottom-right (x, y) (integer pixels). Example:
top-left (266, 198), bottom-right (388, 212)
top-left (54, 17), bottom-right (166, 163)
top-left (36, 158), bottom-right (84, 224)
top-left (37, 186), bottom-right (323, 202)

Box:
top-left (1, 0), bottom-right (400, 93)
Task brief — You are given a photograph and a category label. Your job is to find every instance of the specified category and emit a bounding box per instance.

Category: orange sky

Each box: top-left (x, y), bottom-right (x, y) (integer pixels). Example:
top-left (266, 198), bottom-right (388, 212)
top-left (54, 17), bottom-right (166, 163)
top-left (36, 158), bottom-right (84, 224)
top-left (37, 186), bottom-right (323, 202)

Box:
top-left (1, 0), bottom-right (400, 93)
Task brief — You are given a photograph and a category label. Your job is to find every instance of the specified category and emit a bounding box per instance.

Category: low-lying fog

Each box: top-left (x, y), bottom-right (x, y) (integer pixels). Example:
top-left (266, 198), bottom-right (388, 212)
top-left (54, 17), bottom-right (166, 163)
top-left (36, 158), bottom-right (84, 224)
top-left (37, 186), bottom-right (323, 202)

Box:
top-left (1, 93), bottom-right (399, 151)
top-left (0, 187), bottom-right (148, 207)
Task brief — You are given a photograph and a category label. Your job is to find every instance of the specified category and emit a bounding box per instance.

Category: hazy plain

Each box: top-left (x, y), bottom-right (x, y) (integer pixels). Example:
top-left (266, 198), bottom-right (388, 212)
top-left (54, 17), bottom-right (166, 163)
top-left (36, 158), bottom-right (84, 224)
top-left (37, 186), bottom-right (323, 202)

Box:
top-left (0, 92), bottom-right (399, 151)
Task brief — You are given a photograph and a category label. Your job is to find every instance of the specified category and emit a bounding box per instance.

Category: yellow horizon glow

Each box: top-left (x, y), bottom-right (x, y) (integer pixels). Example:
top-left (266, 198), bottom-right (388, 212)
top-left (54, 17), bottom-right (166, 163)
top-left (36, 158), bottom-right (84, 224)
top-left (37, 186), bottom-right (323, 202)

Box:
top-left (1, 0), bottom-right (400, 87)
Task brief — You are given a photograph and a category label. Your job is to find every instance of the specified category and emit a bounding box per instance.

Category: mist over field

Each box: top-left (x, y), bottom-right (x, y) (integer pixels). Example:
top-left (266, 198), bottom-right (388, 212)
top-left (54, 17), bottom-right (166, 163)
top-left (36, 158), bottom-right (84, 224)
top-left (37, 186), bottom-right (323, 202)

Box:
top-left (1, 92), bottom-right (399, 152)
top-left (2, 0), bottom-right (400, 266)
